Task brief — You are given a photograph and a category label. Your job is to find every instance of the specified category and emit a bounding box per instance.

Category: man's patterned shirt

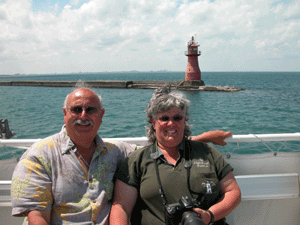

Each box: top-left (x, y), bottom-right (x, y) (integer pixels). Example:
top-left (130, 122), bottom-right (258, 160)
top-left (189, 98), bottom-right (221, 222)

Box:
top-left (11, 126), bottom-right (133, 224)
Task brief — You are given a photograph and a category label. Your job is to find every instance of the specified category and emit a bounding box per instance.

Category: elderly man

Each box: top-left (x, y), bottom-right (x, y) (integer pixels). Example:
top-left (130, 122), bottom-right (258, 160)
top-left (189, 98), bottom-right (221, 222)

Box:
top-left (11, 87), bottom-right (231, 225)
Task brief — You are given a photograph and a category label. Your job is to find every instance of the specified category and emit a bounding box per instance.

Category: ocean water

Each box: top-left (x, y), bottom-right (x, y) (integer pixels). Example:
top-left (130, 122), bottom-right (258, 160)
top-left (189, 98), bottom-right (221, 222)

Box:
top-left (1, 71), bottom-right (300, 158)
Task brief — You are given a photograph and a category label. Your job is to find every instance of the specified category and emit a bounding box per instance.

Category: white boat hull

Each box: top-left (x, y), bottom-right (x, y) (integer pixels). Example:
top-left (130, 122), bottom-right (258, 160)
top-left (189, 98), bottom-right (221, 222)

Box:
top-left (1, 134), bottom-right (300, 224)
top-left (226, 152), bottom-right (300, 224)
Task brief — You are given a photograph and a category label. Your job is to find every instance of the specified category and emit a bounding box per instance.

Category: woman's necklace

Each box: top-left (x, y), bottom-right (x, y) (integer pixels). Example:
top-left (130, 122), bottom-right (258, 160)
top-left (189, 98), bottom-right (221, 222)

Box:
top-left (76, 151), bottom-right (90, 168)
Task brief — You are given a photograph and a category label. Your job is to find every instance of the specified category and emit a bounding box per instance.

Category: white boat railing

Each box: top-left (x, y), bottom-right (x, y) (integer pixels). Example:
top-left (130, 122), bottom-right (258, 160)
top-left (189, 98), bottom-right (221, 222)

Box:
top-left (1, 132), bottom-right (300, 149)
top-left (225, 133), bottom-right (300, 143)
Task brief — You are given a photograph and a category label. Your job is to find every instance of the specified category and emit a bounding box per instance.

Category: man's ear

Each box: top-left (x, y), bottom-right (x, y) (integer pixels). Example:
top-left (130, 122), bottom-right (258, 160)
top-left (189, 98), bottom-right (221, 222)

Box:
top-left (100, 109), bottom-right (105, 117)
top-left (63, 107), bottom-right (67, 116)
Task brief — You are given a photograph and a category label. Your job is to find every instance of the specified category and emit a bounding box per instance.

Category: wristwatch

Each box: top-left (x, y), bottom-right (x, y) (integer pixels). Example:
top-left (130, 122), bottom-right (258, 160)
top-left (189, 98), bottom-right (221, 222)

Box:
top-left (207, 210), bottom-right (214, 225)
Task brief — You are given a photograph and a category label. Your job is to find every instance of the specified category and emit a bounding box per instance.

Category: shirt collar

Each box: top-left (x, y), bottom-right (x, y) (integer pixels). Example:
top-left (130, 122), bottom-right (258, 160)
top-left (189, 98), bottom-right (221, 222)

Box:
top-left (60, 125), bottom-right (108, 155)
top-left (150, 140), bottom-right (185, 160)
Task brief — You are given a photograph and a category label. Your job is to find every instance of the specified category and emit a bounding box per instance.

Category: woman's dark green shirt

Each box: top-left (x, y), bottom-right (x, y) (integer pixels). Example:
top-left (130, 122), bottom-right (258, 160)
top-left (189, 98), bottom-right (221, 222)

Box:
top-left (115, 139), bottom-right (233, 225)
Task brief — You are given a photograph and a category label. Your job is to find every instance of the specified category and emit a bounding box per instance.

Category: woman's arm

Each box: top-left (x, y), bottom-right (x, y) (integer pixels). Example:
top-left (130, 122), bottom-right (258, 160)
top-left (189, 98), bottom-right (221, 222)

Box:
top-left (109, 179), bottom-right (138, 225)
top-left (193, 171), bottom-right (241, 224)
top-left (190, 130), bottom-right (232, 146)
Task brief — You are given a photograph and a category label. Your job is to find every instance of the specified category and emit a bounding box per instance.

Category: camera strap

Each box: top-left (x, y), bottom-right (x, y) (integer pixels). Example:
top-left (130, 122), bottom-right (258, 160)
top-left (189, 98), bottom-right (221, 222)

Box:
top-left (153, 140), bottom-right (198, 206)
top-left (154, 158), bottom-right (169, 206)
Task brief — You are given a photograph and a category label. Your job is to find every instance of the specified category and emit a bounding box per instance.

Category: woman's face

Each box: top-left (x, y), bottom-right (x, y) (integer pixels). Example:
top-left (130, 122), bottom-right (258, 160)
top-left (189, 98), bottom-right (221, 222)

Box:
top-left (151, 106), bottom-right (186, 151)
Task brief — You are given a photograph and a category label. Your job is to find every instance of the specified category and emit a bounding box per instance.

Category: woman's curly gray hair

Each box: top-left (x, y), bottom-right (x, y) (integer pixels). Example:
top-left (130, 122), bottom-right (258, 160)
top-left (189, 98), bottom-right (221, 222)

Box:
top-left (145, 85), bottom-right (192, 143)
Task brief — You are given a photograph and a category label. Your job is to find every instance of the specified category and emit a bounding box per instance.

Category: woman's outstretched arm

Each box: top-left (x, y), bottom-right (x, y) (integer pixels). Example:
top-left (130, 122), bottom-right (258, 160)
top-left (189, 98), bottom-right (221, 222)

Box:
top-left (191, 130), bottom-right (232, 146)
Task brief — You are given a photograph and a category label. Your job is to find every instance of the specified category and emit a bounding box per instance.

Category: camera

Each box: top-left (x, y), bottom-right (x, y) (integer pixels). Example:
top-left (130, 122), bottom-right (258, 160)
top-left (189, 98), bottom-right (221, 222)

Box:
top-left (165, 196), bottom-right (205, 225)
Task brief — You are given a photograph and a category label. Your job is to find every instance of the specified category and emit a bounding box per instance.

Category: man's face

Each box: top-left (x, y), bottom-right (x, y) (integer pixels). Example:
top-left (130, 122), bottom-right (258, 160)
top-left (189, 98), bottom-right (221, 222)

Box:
top-left (63, 88), bottom-right (105, 142)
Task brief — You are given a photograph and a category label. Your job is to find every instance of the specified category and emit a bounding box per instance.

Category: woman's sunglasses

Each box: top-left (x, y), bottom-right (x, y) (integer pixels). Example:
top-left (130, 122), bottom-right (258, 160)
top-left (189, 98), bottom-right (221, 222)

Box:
top-left (158, 115), bottom-right (184, 122)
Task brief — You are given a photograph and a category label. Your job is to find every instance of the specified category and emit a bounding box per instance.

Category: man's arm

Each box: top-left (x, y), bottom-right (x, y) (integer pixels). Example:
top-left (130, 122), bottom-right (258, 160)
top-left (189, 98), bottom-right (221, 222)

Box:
top-left (11, 143), bottom-right (53, 220)
top-left (28, 210), bottom-right (50, 225)
top-left (191, 130), bottom-right (232, 146)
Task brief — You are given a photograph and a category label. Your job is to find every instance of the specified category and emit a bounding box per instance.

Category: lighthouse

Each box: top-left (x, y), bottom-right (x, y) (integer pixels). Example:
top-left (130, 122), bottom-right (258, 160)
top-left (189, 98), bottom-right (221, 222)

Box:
top-left (185, 36), bottom-right (204, 85)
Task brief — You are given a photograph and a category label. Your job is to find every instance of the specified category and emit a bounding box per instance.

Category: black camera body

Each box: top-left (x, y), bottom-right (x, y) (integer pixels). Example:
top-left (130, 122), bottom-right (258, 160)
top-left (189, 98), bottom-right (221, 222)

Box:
top-left (165, 196), bottom-right (205, 225)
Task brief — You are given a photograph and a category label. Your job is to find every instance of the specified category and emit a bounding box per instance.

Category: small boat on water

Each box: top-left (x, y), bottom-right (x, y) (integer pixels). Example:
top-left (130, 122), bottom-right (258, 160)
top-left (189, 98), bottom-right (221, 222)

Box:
top-left (1, 133), bottom-right (300, 224)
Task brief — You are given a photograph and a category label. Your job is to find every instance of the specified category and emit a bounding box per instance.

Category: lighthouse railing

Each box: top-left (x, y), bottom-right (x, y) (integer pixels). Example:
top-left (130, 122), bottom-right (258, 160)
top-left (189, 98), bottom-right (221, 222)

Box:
top-left (185, 51), bottom-right (201, 56)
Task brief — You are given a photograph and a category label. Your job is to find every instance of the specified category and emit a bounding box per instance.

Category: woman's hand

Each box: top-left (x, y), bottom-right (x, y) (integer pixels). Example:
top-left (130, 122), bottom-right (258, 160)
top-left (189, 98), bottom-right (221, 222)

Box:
top-left (192, 208), bottom-right (211, 225)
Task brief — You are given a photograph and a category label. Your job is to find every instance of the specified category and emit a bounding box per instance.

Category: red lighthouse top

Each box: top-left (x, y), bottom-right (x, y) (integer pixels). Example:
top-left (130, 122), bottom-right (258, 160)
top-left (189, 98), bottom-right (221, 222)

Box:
top-left (185, 36), bottom-right (201, 56)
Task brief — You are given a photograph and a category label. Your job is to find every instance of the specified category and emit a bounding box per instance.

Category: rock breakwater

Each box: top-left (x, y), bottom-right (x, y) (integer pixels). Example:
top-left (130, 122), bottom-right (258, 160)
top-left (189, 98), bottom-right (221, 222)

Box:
top-left (0, 80), bottom-right (244, 92)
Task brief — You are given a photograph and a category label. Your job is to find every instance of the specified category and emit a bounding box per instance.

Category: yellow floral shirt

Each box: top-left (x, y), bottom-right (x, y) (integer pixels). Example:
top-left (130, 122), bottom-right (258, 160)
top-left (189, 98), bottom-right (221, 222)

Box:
top-left (11, 126), bottom-right (133, 225)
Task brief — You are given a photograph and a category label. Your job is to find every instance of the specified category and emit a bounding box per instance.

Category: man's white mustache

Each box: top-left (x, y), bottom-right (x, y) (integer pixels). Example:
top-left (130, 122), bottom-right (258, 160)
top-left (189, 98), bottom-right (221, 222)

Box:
top-left (73, 119), bottom-right (93, 126)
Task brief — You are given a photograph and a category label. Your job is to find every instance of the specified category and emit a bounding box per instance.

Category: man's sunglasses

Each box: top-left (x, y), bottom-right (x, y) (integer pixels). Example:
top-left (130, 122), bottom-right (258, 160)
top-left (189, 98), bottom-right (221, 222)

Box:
top-left (68, 106), bottom-right (100, 115)
top-left (158, 115), bottom-right (184, 122)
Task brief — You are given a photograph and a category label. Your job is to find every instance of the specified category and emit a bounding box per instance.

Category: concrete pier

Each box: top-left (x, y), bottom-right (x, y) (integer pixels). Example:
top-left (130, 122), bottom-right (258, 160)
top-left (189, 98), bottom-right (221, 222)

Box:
top-left (0, 80), bottom-right (244, 92)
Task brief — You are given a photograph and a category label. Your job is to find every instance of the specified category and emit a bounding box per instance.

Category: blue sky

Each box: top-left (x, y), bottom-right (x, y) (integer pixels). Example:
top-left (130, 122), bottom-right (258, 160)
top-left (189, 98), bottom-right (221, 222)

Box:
top-left (31, 0), bottom-right (89, 13)
top-left (0, 0), bottom-right (299, 75)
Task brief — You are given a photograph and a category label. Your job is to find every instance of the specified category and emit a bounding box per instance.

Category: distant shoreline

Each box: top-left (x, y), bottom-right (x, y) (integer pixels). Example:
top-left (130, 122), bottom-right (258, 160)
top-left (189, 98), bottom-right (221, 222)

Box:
top-left (0, 71), bottom-right (298, 77)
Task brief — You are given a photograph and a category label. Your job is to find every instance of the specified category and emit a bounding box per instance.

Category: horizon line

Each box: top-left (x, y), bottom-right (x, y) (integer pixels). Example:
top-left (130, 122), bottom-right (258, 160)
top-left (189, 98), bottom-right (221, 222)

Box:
top-left (1, 70), bottom-right (300, 76)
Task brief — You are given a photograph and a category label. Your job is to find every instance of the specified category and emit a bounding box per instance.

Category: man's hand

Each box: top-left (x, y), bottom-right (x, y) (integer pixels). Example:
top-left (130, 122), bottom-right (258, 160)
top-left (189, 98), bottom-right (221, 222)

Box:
top-left (191, 130), bottom-right (232, 146)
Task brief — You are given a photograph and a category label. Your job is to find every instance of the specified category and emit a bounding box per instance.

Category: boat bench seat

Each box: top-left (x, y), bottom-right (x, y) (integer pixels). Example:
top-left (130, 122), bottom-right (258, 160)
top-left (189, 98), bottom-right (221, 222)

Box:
top-left (235, 173), bottom-right (300, 200)
top-left (0, 181), bottom-right (12, 207)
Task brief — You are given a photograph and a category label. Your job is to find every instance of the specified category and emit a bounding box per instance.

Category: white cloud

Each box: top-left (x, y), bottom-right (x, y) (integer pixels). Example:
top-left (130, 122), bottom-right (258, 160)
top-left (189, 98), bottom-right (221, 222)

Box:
top-left (0, 0), bottom-right (299, 74)
top-left (120, 21), bottom-right (142, 37)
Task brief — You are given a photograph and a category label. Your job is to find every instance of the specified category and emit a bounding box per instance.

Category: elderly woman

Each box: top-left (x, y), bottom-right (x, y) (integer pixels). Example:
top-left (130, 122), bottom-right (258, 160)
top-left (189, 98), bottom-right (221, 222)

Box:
top-left (110, 87), bottom-right (241, 225)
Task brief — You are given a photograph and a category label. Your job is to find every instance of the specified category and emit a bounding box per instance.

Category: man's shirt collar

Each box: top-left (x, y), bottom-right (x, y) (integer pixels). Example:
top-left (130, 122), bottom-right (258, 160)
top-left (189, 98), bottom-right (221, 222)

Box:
top-left (60, 125), bottom-right (108, 155)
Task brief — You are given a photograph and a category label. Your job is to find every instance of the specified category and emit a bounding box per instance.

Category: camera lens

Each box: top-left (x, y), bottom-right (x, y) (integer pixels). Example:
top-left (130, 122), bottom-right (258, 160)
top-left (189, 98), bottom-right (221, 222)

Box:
top-left (181, 211), bottom-right (205, 225)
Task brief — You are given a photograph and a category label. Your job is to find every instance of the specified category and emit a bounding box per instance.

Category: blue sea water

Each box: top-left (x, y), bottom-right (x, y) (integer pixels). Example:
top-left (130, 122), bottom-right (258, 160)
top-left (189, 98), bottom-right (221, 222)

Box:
top-left (0, 71), bottom-right (300, 158)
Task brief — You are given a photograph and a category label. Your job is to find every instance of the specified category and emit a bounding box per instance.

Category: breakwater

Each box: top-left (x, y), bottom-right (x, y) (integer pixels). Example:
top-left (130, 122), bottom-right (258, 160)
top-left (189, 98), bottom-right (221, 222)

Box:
top-left (0, 80), bottom-right (243, 92)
